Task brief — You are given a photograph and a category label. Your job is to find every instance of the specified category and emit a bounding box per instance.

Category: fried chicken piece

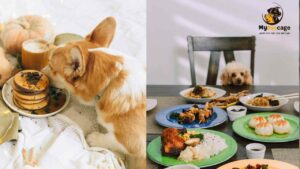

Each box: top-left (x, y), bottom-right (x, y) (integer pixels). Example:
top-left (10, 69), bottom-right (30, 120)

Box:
top-left (161, 128), bottom-right (187, 156)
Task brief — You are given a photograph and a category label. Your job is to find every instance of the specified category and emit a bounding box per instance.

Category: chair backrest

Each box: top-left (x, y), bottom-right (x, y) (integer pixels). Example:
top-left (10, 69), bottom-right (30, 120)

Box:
top-left (187, 36), bottom-right (255, 86)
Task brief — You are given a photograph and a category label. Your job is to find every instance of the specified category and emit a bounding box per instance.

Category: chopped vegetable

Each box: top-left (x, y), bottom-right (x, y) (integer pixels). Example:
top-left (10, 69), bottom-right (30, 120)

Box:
top-left (190, 133), bottom-right (204, 140)
top-left (170, 112), bottom-right (179, 119)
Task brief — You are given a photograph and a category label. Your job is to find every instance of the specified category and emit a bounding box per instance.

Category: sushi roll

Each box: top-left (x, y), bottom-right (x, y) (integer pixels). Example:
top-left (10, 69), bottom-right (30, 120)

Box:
top-left (248, 116), bottom-right (267, 128)
top-left (273, 120), bottom-right (291, 134)
top-left (255, 122), bottom-right (273, 136)
top-left (268, 114), bottom-right (284, 124)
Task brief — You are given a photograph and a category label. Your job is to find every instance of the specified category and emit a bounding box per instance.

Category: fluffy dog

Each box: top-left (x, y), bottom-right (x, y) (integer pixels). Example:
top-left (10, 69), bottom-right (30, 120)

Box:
top-left (43, 17), bottom-right (146, 169)
top-left (220, 61), bottom-right (252, 86)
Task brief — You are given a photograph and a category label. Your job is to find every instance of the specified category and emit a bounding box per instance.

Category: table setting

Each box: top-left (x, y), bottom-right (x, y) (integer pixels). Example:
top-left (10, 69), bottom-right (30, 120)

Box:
top-left (147, 85), bottom-right (299, 169)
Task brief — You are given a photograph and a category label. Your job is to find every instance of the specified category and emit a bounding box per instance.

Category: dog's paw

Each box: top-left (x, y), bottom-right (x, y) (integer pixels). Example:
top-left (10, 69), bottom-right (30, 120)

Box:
top-left (86, 131), bottom-right (104, 147)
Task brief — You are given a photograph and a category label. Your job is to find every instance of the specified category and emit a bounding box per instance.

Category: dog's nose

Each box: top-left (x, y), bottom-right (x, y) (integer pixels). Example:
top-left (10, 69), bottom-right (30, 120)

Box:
top-left (237, 78), bottom-right (242, 84)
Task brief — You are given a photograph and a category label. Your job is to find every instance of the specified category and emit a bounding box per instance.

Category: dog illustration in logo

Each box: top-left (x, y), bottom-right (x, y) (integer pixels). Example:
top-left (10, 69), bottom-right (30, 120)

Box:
top-left (263, 6), bottom-right (282, 25)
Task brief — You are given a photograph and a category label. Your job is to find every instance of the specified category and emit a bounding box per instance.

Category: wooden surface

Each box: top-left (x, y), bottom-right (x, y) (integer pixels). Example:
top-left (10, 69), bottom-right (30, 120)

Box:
top-left (147, 85), bottom-right (299, 169)
top-left (188, 36), bottom-right (255, 51)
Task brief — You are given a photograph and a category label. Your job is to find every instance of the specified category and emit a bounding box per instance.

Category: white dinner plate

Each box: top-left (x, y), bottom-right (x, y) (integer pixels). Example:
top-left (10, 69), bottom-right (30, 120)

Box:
top-left (294, 101), bottom-right (299, 113)
top-left (179, 86), bottom-right (226, 103)
top-left (239, 93), bottom-right (288, 111)
top-left (147, 98), bottom-right (157, 111)
top-left (2, 78), bottom-right (70, 118)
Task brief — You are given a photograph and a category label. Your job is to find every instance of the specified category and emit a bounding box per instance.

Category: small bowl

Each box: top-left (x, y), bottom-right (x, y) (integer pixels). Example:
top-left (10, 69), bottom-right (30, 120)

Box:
top-left (246, 143), bottom-right (266, 159)
top-left (226, 105), bottom-right (247, 121)
top-left (166, 164), bottom-right (199, 169)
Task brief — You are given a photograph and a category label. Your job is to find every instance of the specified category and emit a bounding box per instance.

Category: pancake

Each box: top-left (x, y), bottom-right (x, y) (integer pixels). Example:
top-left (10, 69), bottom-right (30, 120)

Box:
top-left (14, 70), bottom-right (49, 93)
top-left (13, 93), bottom-right (46, 105)
top-left (13, 96), bottom-right (49, 110)
top-left (12, 81), bottom-right (47, 94)
top-left (13, 89), bottom-right (48, 101)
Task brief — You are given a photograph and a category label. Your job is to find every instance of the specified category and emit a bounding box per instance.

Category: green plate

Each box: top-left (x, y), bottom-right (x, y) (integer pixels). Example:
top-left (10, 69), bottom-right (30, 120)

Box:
top-left (232, 112), bottom-right (299, 143)
top-left (147, 129), bottom-right (237, 167)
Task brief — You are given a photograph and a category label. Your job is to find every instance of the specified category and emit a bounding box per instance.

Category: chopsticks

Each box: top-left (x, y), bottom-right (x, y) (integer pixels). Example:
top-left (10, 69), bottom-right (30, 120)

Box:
top-left (282, 93), bottom-right (299, 97)
top-left (273, 93), bottom-right (299, 100)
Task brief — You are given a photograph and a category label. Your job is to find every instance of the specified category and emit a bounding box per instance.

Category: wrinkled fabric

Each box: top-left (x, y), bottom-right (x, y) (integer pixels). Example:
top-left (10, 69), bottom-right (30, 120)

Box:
top-left (0, 115), bottom-right (124, 169)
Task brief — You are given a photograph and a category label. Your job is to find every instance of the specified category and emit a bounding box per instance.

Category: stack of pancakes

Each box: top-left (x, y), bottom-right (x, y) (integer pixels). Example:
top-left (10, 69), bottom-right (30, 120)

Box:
top-left (12, 70), bottom-right (49, 110)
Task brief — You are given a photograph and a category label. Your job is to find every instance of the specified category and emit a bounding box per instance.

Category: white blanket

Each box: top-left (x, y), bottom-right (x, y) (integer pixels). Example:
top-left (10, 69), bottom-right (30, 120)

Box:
top-left (0, 115), bottom-right (124, 169)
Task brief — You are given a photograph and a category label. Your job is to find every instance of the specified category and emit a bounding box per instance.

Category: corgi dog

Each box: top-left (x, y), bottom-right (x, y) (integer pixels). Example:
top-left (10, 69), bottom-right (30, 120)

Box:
top-left (43, 17), bottom-right (146, 169)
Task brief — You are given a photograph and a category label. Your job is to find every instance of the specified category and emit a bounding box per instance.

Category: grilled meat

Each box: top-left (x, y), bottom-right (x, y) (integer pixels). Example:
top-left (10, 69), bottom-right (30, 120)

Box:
top-left (178, 112), bottom-right (195, 124)
top-left (161, 128), bottom-right (187, 156)
top-left (177, 103), bottom-right (213, 124)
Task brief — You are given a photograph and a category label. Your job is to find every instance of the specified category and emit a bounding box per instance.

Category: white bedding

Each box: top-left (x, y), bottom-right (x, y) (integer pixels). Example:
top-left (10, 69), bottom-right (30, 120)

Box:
top-left (0, 114), bottom-right (124, 169)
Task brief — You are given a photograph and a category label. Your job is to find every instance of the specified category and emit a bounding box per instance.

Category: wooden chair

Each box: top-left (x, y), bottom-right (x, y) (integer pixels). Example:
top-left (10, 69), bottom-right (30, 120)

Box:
top-left (187, 36), bottom-right (256, 86)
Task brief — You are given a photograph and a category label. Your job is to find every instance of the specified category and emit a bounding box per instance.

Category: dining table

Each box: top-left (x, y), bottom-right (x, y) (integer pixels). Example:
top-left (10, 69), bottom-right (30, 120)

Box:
top-left (147, 85), bottom-right (299, 169)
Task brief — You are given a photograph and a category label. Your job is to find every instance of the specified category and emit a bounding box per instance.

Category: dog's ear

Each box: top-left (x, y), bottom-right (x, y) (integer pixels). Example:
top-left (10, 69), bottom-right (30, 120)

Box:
top-left (267, 7), bottom-right (276, 14)
top-left (244, 70), bottom-right (253, 85)
top-left (64, 45), bottom-right (87, 84)
top-left (86, 17), bottom-right (116, 47)
top-left (47, 44), bottom-right (57, 61)
top-left (221, 69), bottom-right (231, 85)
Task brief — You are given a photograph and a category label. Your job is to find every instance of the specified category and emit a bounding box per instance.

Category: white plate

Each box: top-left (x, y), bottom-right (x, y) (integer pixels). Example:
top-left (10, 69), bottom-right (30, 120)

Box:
top-left (294, 101), bottom-right (299, 113)
top-left (239, 93), bottom-right (288, 111)
top-left (179, 86), bottom-right (226, 103)
top-left (2, 78), bottom-right (70, 118)
top-left (147, 98), bottom-right (157, 111)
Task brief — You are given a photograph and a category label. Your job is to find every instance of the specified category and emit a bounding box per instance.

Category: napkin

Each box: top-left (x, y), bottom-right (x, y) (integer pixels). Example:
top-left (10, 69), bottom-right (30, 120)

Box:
top-left (0, 93), bottom-right (12, 115)
top-left (0, 90), bottom-right (20, 144)
top-left (0, 113), bottom-right (19, 144)
top-left (272, 148), bottom-right (299, 166)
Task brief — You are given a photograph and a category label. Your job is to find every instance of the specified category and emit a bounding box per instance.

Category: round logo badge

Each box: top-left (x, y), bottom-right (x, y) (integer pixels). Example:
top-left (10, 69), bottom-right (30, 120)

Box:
top-left (262, 3), bottom-right (283, 25)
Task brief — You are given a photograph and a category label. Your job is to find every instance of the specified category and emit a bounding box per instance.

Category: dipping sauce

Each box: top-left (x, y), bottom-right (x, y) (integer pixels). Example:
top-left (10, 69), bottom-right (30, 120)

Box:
top-left (251, 148), bottom-right (263, 151)
top-left (231, 108), bottom-right (246, 112)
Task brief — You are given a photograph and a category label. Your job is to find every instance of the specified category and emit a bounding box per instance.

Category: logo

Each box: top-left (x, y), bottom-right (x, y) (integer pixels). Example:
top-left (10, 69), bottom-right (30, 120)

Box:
top-left (262, 3), bottom-right (283, 25)
top-left (258, 2), bottom-right (290, 35)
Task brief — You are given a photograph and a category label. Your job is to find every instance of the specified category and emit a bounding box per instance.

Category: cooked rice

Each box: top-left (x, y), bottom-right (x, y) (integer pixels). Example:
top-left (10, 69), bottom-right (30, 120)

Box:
top-left (178, 133), bottom-right (228, 162)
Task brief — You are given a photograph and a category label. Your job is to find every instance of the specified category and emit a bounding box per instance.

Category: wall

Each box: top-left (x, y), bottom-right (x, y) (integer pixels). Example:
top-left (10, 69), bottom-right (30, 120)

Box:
top-left (147, 0), bottom-right (299, 85)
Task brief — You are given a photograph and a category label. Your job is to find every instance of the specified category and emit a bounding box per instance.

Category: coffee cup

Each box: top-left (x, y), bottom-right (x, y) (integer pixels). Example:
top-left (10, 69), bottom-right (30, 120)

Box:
top-left (21, 39), bottom-right (51, 70)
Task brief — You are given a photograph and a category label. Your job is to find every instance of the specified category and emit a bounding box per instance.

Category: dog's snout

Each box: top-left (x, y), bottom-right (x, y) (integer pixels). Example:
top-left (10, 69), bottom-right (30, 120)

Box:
top-left (237, 78), bottom-right (242, 84)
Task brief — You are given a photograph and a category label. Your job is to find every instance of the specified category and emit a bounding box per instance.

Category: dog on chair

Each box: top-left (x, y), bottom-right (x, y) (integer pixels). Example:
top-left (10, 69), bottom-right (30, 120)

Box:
top-left (220, 61), bottom-right (253, 86)
top-left (43, 17), bottom-right (146, 169)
